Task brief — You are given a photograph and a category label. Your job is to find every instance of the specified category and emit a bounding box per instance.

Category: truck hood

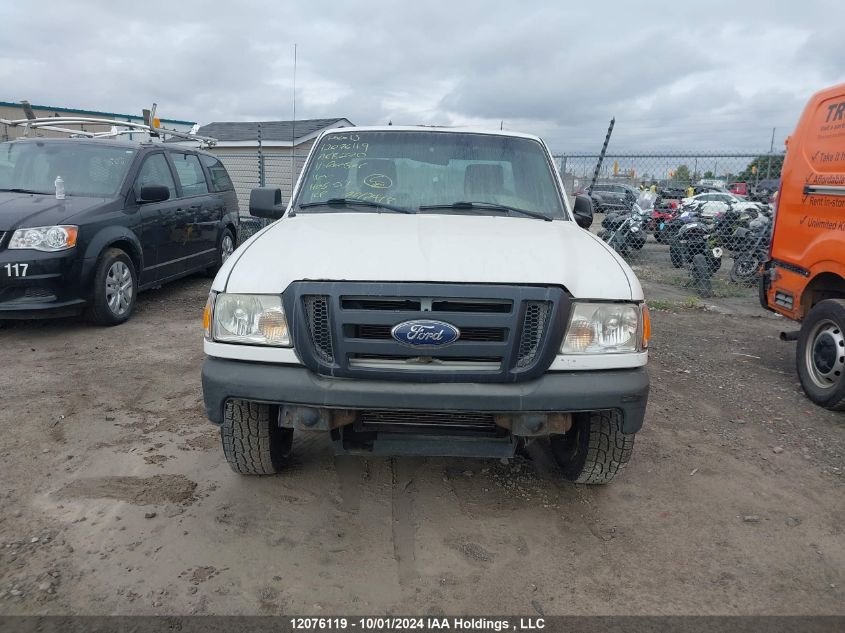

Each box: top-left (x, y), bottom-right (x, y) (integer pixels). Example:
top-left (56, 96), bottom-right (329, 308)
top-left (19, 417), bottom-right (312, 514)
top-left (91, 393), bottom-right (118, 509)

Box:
top-left (0, 192), bottom-right (111, 231)
top-left (221, 213), bottom-right (641, 300)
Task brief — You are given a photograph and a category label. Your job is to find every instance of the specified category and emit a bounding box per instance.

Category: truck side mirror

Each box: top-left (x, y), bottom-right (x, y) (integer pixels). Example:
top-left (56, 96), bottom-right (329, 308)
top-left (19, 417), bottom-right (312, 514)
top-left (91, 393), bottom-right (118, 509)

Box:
top-left (249, 187), bottom-right (286, 219)
top-left (573, 195), bottom-right (594, 229)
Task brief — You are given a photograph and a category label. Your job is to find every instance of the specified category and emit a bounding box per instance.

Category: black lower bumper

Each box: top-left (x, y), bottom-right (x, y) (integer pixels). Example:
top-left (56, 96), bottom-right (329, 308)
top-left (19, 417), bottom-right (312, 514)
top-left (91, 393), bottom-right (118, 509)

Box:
top-left (0, 249), bottom-right (92, 319)
top-left (201, 357), bottom-right (650, 434)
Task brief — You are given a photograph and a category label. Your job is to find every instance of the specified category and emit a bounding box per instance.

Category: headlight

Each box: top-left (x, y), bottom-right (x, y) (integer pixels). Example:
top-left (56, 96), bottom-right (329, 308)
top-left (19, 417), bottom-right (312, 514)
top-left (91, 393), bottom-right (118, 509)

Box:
top-left (9, 225), bottom-right (78, 252)
top-left (212, 293), bottom-right (291, 346)
top-left (560, 302), bottom-right (643, 354)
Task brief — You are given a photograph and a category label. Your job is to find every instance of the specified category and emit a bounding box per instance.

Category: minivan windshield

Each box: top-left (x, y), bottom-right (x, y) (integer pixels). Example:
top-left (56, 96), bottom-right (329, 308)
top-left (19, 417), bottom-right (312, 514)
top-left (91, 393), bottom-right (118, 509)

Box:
top-left (0, 142), bottom-right (137, 197)
top-left (294, 131), bottom-right (567, 220)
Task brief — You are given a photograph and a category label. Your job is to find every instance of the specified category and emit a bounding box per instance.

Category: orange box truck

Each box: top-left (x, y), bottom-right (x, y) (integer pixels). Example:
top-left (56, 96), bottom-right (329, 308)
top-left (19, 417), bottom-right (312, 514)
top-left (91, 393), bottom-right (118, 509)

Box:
top-left (762, 82), bottom-right (845, 410)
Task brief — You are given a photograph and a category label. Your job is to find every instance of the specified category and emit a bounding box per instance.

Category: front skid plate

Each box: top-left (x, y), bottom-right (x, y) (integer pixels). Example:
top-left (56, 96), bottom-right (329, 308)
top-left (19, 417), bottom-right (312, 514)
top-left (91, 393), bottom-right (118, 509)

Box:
top-left (332, 433), bottom-right (517, 458)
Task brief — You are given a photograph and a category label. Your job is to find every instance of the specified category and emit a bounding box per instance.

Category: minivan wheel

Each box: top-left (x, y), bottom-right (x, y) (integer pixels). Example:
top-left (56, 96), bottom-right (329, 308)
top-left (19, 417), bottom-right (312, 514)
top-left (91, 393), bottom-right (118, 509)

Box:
top-left (205, 228), bottom-right (236, 276)
top-left (550, 410), bottom-right (634, 485)
top-left (796, 299), bottom-right (845, 410)
top-left (220, 399), bottom-right (293, 475)
top-left (86, 248), bottom-right (137, 326)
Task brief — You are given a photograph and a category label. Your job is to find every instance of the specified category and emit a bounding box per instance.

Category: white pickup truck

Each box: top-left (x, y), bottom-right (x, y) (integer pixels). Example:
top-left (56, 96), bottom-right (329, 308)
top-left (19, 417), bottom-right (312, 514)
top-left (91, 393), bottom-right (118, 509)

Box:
top-left (201, 127), bottom-right (650, 484)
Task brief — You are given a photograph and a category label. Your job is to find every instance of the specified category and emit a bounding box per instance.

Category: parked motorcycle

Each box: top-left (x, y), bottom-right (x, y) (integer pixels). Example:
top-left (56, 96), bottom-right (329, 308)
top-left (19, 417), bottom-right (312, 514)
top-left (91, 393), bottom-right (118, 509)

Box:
top-left (673, 222), bottom-right (723, 297)
top-left (729, 214), bottom-right (772, 285)
top-left (666, 205), bottom-right (708, 266)
top-left (596, 191), bottom-right (653, 256)
top-left (597, 210), bottom-right (647, 256)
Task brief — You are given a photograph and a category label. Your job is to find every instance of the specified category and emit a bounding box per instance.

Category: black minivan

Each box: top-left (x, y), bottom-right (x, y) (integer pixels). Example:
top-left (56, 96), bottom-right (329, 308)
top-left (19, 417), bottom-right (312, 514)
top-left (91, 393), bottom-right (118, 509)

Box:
top-left (0, 138), bottom-right (239, 324)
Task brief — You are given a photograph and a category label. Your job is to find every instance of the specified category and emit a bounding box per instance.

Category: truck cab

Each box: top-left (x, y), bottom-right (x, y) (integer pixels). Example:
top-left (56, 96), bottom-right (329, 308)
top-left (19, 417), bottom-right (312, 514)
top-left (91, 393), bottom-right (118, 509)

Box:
top-left (762, 82), bottom-right (845, 410)
top-left (201, 127), bottom-right (650, 484)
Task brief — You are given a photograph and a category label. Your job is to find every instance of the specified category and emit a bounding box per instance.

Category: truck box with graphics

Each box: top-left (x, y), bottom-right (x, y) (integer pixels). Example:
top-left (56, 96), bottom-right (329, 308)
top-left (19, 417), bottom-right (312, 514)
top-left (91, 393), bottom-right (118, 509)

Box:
top-left (762, 82), bottom-right (845, 409)
top-left (201, 126), bottom-right (651, 484)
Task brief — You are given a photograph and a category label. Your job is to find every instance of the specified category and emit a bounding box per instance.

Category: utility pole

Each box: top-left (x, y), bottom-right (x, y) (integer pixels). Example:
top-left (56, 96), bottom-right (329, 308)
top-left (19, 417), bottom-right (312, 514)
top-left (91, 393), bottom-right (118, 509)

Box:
top-left (589, 117), bottom-right (615, 192)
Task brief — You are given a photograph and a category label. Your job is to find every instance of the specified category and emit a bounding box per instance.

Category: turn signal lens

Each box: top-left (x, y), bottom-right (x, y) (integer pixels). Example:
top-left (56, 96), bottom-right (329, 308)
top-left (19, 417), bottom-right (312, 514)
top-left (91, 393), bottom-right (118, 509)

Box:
top-left (641, 304), bottom-right (651, 349)
top-left (203, 293), bottom-right (215, 339)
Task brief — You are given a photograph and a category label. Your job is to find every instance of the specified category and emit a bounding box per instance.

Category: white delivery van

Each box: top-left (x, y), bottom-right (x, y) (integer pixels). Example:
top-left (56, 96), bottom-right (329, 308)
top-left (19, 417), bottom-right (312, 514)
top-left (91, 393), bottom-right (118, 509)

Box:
top-left (201, 127), bottom-right (650, 484)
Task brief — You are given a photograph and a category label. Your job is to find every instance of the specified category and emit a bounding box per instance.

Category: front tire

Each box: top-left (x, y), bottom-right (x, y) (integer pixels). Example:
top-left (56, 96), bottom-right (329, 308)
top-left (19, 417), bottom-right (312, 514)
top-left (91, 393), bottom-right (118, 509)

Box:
top-left (86, 248), bottom-right (137, 326)
top-left (550, 411), bottom-right (634, 484)
top-left (221, 399), bottom-right (293, 475)
top-left (730, 254), bottom-right (760, 285)
top-left (796, 299), bottom-right (845, 410)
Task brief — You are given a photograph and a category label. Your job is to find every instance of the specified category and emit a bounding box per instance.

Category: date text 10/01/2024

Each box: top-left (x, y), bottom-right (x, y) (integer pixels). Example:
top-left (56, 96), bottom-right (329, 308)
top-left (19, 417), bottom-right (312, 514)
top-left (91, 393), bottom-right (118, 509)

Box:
top-left (290, 617), bottom-right (546, 631)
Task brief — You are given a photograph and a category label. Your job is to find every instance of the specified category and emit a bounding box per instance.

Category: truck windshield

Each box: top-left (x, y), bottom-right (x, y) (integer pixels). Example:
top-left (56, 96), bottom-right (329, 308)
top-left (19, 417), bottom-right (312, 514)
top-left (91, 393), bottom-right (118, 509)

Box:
top-left (0, 142), bottom-right (137, 197)
top-left (294, 131), bottom-right (566, 220)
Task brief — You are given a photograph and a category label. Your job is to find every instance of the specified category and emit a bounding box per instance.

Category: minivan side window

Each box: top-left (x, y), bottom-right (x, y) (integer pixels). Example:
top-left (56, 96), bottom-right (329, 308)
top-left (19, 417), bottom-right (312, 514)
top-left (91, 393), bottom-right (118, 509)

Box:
top-left (200, 155), bottom-right (235, 192)
top-left (135, 153), bottom-right (177, 199)
top-left (171, 153), bottom-right (209, 197)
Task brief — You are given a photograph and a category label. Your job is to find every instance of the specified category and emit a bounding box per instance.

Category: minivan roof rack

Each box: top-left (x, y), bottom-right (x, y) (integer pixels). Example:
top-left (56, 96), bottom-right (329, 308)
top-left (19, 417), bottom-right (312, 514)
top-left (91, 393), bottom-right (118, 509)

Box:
top-left (0, 102), bottom-right (217, 148)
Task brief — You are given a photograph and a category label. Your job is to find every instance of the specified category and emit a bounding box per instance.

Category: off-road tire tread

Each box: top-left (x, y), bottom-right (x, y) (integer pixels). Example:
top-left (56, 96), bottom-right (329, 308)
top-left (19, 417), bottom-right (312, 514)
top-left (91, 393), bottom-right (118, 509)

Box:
top-left (220, 399), bottom-right (292, 475)
top-left (553, 410), bottom-right (635, 485)
top-left (796, 299), bottom-right (845, 411)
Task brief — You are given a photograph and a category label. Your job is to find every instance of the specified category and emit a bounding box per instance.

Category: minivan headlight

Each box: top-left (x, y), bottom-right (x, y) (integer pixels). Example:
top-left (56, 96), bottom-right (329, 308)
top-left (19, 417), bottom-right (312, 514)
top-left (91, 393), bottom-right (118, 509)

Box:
top-left (560, 302), bottom-right (643, 354)
top-left (212, 293), bottom-right (291, 346)
top-left (9, 225), bottom-right (78, 252)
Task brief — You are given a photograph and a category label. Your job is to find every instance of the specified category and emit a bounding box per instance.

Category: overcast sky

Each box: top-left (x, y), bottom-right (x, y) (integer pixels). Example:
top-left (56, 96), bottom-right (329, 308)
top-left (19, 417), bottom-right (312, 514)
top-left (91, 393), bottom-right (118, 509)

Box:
top-left (1, 1), bottom-right (841, 153)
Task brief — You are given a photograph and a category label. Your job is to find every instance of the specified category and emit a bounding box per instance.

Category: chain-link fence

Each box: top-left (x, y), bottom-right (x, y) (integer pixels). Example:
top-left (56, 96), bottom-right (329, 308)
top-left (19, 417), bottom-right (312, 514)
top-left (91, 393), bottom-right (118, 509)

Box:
top-left (212, 151), bottom-right (309, 242)
top-left (553, 152), bottom-right (784, 300)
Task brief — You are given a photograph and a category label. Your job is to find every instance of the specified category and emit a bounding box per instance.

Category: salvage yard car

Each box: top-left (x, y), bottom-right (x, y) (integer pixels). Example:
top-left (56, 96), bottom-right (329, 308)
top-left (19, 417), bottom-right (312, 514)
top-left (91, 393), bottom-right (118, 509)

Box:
top-left (201, 127), bottom-right (650, 484)
top-left (0, 138), bottom-right (239, 324)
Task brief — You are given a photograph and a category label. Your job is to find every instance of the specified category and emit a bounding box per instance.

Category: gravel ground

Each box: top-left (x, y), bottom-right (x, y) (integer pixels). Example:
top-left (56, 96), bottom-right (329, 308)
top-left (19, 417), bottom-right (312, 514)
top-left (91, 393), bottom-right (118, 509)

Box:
top-left (0, 275), bottom-right (842, 615)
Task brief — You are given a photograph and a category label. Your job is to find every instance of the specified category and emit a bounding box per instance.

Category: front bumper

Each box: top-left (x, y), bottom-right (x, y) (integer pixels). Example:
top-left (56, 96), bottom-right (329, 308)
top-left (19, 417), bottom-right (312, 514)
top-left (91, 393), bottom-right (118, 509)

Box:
top-left (0, 248), bottom-right (91, 318)
top-left (201, 357), bottom-right (650, 434)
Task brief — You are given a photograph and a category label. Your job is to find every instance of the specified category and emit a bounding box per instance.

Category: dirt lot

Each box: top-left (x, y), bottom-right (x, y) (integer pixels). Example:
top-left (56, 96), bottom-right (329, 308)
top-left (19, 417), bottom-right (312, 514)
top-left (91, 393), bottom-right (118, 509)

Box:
top-left (0, 275), bottom-right (843, 615)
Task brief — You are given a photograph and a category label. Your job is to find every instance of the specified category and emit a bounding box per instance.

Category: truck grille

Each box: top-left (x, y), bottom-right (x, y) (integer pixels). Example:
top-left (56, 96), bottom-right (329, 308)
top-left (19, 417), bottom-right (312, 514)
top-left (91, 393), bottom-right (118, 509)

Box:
top-left (285, 282), bottom-right (569, 383)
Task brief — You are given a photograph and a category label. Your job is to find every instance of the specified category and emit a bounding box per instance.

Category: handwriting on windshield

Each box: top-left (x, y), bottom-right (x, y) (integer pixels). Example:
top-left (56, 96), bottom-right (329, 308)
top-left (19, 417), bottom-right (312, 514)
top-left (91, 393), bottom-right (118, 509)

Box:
top-left (345, 190), bottom-right (397, 205)
top-left (308, 132), bottom-right (373, 200)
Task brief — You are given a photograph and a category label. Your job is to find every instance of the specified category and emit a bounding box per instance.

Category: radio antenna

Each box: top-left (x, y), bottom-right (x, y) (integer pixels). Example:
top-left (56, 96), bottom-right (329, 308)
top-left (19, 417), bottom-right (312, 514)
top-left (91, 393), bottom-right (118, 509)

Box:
top-left (290, 43), bottom-right (297, 195)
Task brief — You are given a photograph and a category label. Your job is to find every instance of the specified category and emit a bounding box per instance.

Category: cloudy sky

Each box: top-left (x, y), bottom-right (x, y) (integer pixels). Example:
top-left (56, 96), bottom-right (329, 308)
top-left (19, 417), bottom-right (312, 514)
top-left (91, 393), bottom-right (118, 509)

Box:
top-left (1, 1), bottom-right (841, 152)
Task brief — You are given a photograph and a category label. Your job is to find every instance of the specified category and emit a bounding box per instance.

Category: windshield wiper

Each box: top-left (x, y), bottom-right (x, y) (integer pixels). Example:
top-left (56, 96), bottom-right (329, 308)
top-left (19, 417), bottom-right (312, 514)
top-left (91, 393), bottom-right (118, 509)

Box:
top-left (419, 201), bottom-right (552, 222)
top-left (298, 198), bottom-right (415, 215)
top-left (0, 188), bottom-right (47, 195)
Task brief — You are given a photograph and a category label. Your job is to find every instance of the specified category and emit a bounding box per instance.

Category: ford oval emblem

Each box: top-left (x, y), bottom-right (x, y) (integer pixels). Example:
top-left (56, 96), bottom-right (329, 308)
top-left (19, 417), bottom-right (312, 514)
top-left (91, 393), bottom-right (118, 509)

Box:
top-left (391, 319), bottom-right (460, 347)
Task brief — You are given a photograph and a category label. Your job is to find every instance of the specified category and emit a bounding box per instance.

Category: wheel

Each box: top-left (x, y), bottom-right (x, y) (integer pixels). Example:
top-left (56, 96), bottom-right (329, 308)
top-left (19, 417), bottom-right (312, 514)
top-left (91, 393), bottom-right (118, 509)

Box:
top-left (730, 255), bottom-right (760, 285)
top-left (220, 399), bottom-right (293, 474)
top-left (550, 410), bottom-right (634, 484)
top-left (691, 253), bottom-right (713, 297)
top-left (205, 228), bottom-right (236, 276)
top-left (86, 248), bottom-right (137, 326)
top-left (796, 299), bottom-right (845, 410)
top-left (669, 243), bottom-right (684, 268)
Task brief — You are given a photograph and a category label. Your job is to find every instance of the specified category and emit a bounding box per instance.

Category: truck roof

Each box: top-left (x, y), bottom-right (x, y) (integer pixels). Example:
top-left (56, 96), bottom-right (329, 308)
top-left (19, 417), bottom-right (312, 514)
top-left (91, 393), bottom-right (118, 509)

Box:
top-left (315, 125), bottom-right (545, 144)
